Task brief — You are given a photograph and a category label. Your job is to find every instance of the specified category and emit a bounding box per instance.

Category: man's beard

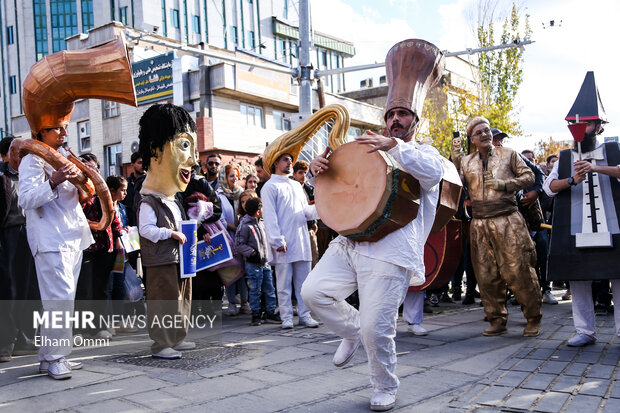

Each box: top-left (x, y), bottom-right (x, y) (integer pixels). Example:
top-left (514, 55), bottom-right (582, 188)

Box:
top-left (574, 130), bottom-right (598, 153)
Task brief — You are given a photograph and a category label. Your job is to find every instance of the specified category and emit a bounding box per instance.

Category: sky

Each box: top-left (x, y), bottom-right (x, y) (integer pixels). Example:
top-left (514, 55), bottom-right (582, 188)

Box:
top-left (307, 0), bottom-right (620, 154)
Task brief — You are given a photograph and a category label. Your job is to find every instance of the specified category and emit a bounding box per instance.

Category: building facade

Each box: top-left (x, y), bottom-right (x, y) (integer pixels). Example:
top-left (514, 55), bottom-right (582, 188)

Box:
top-left (0, 0), bottom-right (376, 177)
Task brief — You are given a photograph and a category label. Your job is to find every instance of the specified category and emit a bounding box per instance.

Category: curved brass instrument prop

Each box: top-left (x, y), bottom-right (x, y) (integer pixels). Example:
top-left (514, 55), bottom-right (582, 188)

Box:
top-left (9, 139), bottom-right (113, 231)
top-left (11, 34), bottom-right (137, 231)
top-left (262, 104), bottom-right (350, 175)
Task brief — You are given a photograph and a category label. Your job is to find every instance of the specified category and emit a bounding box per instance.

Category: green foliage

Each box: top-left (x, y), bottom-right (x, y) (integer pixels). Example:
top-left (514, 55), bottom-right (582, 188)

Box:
top-left (422, 2), bottom-right (530, 156)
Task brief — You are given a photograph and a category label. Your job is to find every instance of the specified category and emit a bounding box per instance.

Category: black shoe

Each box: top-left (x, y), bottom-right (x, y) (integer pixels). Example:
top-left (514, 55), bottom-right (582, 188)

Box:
top-left (462, 294), bottom-right (475, 305)
top-left (423, 303), bottom-right (433, 314)
top-left (263, 312), bottom-right (282, 324)
top-left (251, 313), bottom-right (262, 326)
top-left (440, 292), bottom-right (454, 303)
top-left (429, 294), bottom-right (440, 306)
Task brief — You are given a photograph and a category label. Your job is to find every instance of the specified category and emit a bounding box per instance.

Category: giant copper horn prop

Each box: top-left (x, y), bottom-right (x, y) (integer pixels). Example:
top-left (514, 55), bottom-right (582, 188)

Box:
top-left (9, 35), bottom-right (137, 231)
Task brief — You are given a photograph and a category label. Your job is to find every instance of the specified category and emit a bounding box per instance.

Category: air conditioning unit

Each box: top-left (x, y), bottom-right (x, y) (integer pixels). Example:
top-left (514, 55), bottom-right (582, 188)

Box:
top-left (360, 78), bottom-right (373, 88)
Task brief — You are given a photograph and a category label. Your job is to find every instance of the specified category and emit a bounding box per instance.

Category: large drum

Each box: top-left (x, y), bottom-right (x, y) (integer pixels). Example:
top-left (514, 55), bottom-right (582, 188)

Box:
top-left (314, 141), bottom-right (421, 242)
top-left (410, 219), bottom-right (462, 291)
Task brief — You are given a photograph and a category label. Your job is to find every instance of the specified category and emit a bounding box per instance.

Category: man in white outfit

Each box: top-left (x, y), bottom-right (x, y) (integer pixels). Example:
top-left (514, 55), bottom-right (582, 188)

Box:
top-left (261, 153), bottom-right (320, 329)
top-left (19, 124), bottom-right (93, 380)
top-left (403, 290), bottom-right (428, 336)
top-left (302, 39), bottom-right (445, 412)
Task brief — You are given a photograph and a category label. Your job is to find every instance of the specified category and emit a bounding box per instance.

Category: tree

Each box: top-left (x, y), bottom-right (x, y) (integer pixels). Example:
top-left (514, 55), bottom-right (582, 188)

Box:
top-left (420, 1), bottom-right (530, 157)
top-left (535, 137), bottom-right (572, 163)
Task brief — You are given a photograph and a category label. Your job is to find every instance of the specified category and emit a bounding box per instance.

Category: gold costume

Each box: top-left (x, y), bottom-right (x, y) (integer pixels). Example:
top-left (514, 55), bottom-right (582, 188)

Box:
top-left (460, 146), bottom-right (542, 335)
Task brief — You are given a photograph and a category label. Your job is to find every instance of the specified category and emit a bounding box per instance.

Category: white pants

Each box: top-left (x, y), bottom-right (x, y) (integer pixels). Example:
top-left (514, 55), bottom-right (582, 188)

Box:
top-left (34, 249), bottom-right (83, 361)
top-left (571, 280), bottom-right (620, 339)
top-left (403, 290), bottom-right (424, 325)
top-left (274, 261), bottom-right (312, 322)
top-left (301, 241), bottom-right (411, 393)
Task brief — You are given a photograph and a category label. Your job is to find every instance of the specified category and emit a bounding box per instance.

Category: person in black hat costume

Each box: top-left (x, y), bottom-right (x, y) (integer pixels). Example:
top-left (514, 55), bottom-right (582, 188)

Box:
top-left (543, 71), bottom-right (620, 347)
top-left (490, 128), bottom-right (558, 305)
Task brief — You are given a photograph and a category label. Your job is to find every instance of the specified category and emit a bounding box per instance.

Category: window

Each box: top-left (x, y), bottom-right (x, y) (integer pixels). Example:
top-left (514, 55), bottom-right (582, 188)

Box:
top-left (240, 103), bottom-right (264, 128)
top-left (321, 50), bottom-right (327, 67)
top-left (161, 0), bottom-right (167, 36)
top-left (192, 15), bottom-right (200, 33)
top-left (273, 111), bottom-right (291, 131)
top-left (81, 0), bottom-right (93, 31)
top-left (276, 38), bottom-right (286, 60)
top-left (171, 9), bottom-right (180, 28)
top-left (50, 0), bottom-right (79, 53)
top-left (6, 26), bottom-right (14, 45)
top-left (9, 76), bottom-right (17, 94)
top-left (104, 143), bottom-right (123, 177)
top-left (119, 6), bottom-right (128, 25)
top-left (102, 100), bottom-right (120, 119)
top-left (33, 0), bottom-right (48, 60)
top-left (247, 31), bottom-right (255, 49)
top-left (78, 121), bottom-right (91, 152)
top-left (230, 26), bottom-right (238, 44)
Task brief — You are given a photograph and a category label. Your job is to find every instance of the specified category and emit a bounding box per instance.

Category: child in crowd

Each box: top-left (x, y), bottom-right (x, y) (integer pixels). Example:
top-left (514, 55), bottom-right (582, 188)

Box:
top-left (235, 197), bottom-right (281, 326)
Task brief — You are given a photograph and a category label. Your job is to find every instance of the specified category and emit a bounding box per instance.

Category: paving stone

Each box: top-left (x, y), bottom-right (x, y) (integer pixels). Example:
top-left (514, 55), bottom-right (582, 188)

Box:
top-left (529, 348), bottom-right (555, 360)
top-left (535, 339), bottom-right (564, 349)
top-left (539, 360), bottom-right (568, 374)
top-left (161, 375), bottom-right (263, 403)
top-left (448, 384), bottom-right (487, 407)
top-left (444, 342), bottom-right (524, 375)
top-left (512, 358), bottom-right (544, 373)
top-left (470, 385), bottom-right (512, 406)
top-left (73, 398), bottom-right (146, 413)
top-left (600, 352), bottom-right (620, 365)
top-left (576, 351), bottom-right (603, 364)
top-left (498, 358), bottom-right (520, 371)
top-left (610, 381), bottom-right (620, 398)
top-left (564, 362), bottom-right (589, 376)
top-left (601, 397), bottom-right (620, 413)
top-left (533, 391), bottom-right (570, 412)
top-left (552, 375), bottom-right (582, 393)
top-left (502, 388), bottom-right (541, 410)
top-left (587, 364), bottom-right (615, 379)
top-left (552, 350), bottom-right (578, 362)
top-left (521, 373), bottom-right (556, 391)
top-left (564, 394), bottom-right (603, 413)
top-left (123, 390), bottom-right (190, 411)
top-left (578, 378), bottom-right (609, 397)
top-left (480, 370), bottom-right (503, 385)
top-left (495, 370), bottom-right (530, 387)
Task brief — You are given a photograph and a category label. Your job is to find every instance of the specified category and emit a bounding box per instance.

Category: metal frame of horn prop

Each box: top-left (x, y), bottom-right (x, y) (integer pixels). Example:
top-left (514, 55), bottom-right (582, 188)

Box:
top-left (9, 34), bottom-right (138, 231)
top-left (262, 104), bottom-right (350, 176)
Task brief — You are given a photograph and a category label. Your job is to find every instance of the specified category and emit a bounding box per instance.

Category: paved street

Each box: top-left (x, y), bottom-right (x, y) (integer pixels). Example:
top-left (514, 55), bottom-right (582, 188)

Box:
top-left (1, 291), bottom-right (619, 412)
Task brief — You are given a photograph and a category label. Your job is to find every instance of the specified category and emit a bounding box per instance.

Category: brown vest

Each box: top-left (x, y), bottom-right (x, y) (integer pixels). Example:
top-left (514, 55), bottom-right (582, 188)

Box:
top-left (138, 194), bottom-right (187, 267)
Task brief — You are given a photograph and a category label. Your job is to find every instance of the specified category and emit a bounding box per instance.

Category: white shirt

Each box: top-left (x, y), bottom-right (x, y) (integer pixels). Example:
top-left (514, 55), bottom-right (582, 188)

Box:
top-left (18, 148), bottom-right (94, 254)
top-left (261, 174), bottom-right (319, 264)
top-left (323, 141), bottom-right (443, 278)
top-left (138, 189), bottom-right (183, 243)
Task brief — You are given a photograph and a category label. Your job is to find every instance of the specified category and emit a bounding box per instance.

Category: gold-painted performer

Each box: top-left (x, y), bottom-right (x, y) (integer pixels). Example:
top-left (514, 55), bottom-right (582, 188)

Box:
top-left (454, 116), bottom-right (542, 337)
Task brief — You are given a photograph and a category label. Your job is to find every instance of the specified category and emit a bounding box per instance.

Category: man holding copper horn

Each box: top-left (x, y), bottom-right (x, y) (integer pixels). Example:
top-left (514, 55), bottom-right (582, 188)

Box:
top-left (543, 72), bottom-right (620, 347)
top-left (12, 35), bottom-right (137, 379)
top-left (301, 39), bottom-right (446, 411)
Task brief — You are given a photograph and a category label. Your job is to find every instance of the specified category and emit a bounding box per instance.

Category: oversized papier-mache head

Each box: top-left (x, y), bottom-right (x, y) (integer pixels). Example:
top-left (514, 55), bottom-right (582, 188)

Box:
top-left (22, 35), bottom-right (137, 137)
top-left (565, 71), bottom-right (608, 123)
top-left (384, 39), bottom-right (445, 132)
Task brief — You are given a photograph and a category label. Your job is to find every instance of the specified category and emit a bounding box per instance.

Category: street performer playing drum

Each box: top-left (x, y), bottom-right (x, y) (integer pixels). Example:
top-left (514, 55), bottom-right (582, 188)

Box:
top-left (301, 39), bottom-right (445, 412)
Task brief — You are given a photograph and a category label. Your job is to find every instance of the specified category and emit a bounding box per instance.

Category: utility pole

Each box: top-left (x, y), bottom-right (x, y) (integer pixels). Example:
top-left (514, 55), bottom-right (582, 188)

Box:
top-left (297, 0), bottom-right (313, 118)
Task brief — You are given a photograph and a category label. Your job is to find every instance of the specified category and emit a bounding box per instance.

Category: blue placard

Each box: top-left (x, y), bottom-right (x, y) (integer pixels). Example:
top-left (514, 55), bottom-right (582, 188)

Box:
top-left (132, 52), bottom-right (174, 105)
top-left (196, 231), bottom-right (234, 271)
top-left (179, 220), bottom-right (197, 278)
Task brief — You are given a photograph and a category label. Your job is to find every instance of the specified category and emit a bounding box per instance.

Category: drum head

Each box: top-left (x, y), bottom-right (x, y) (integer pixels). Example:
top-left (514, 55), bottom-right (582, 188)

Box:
top-left (315, 142), bottom-right (389, 234)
